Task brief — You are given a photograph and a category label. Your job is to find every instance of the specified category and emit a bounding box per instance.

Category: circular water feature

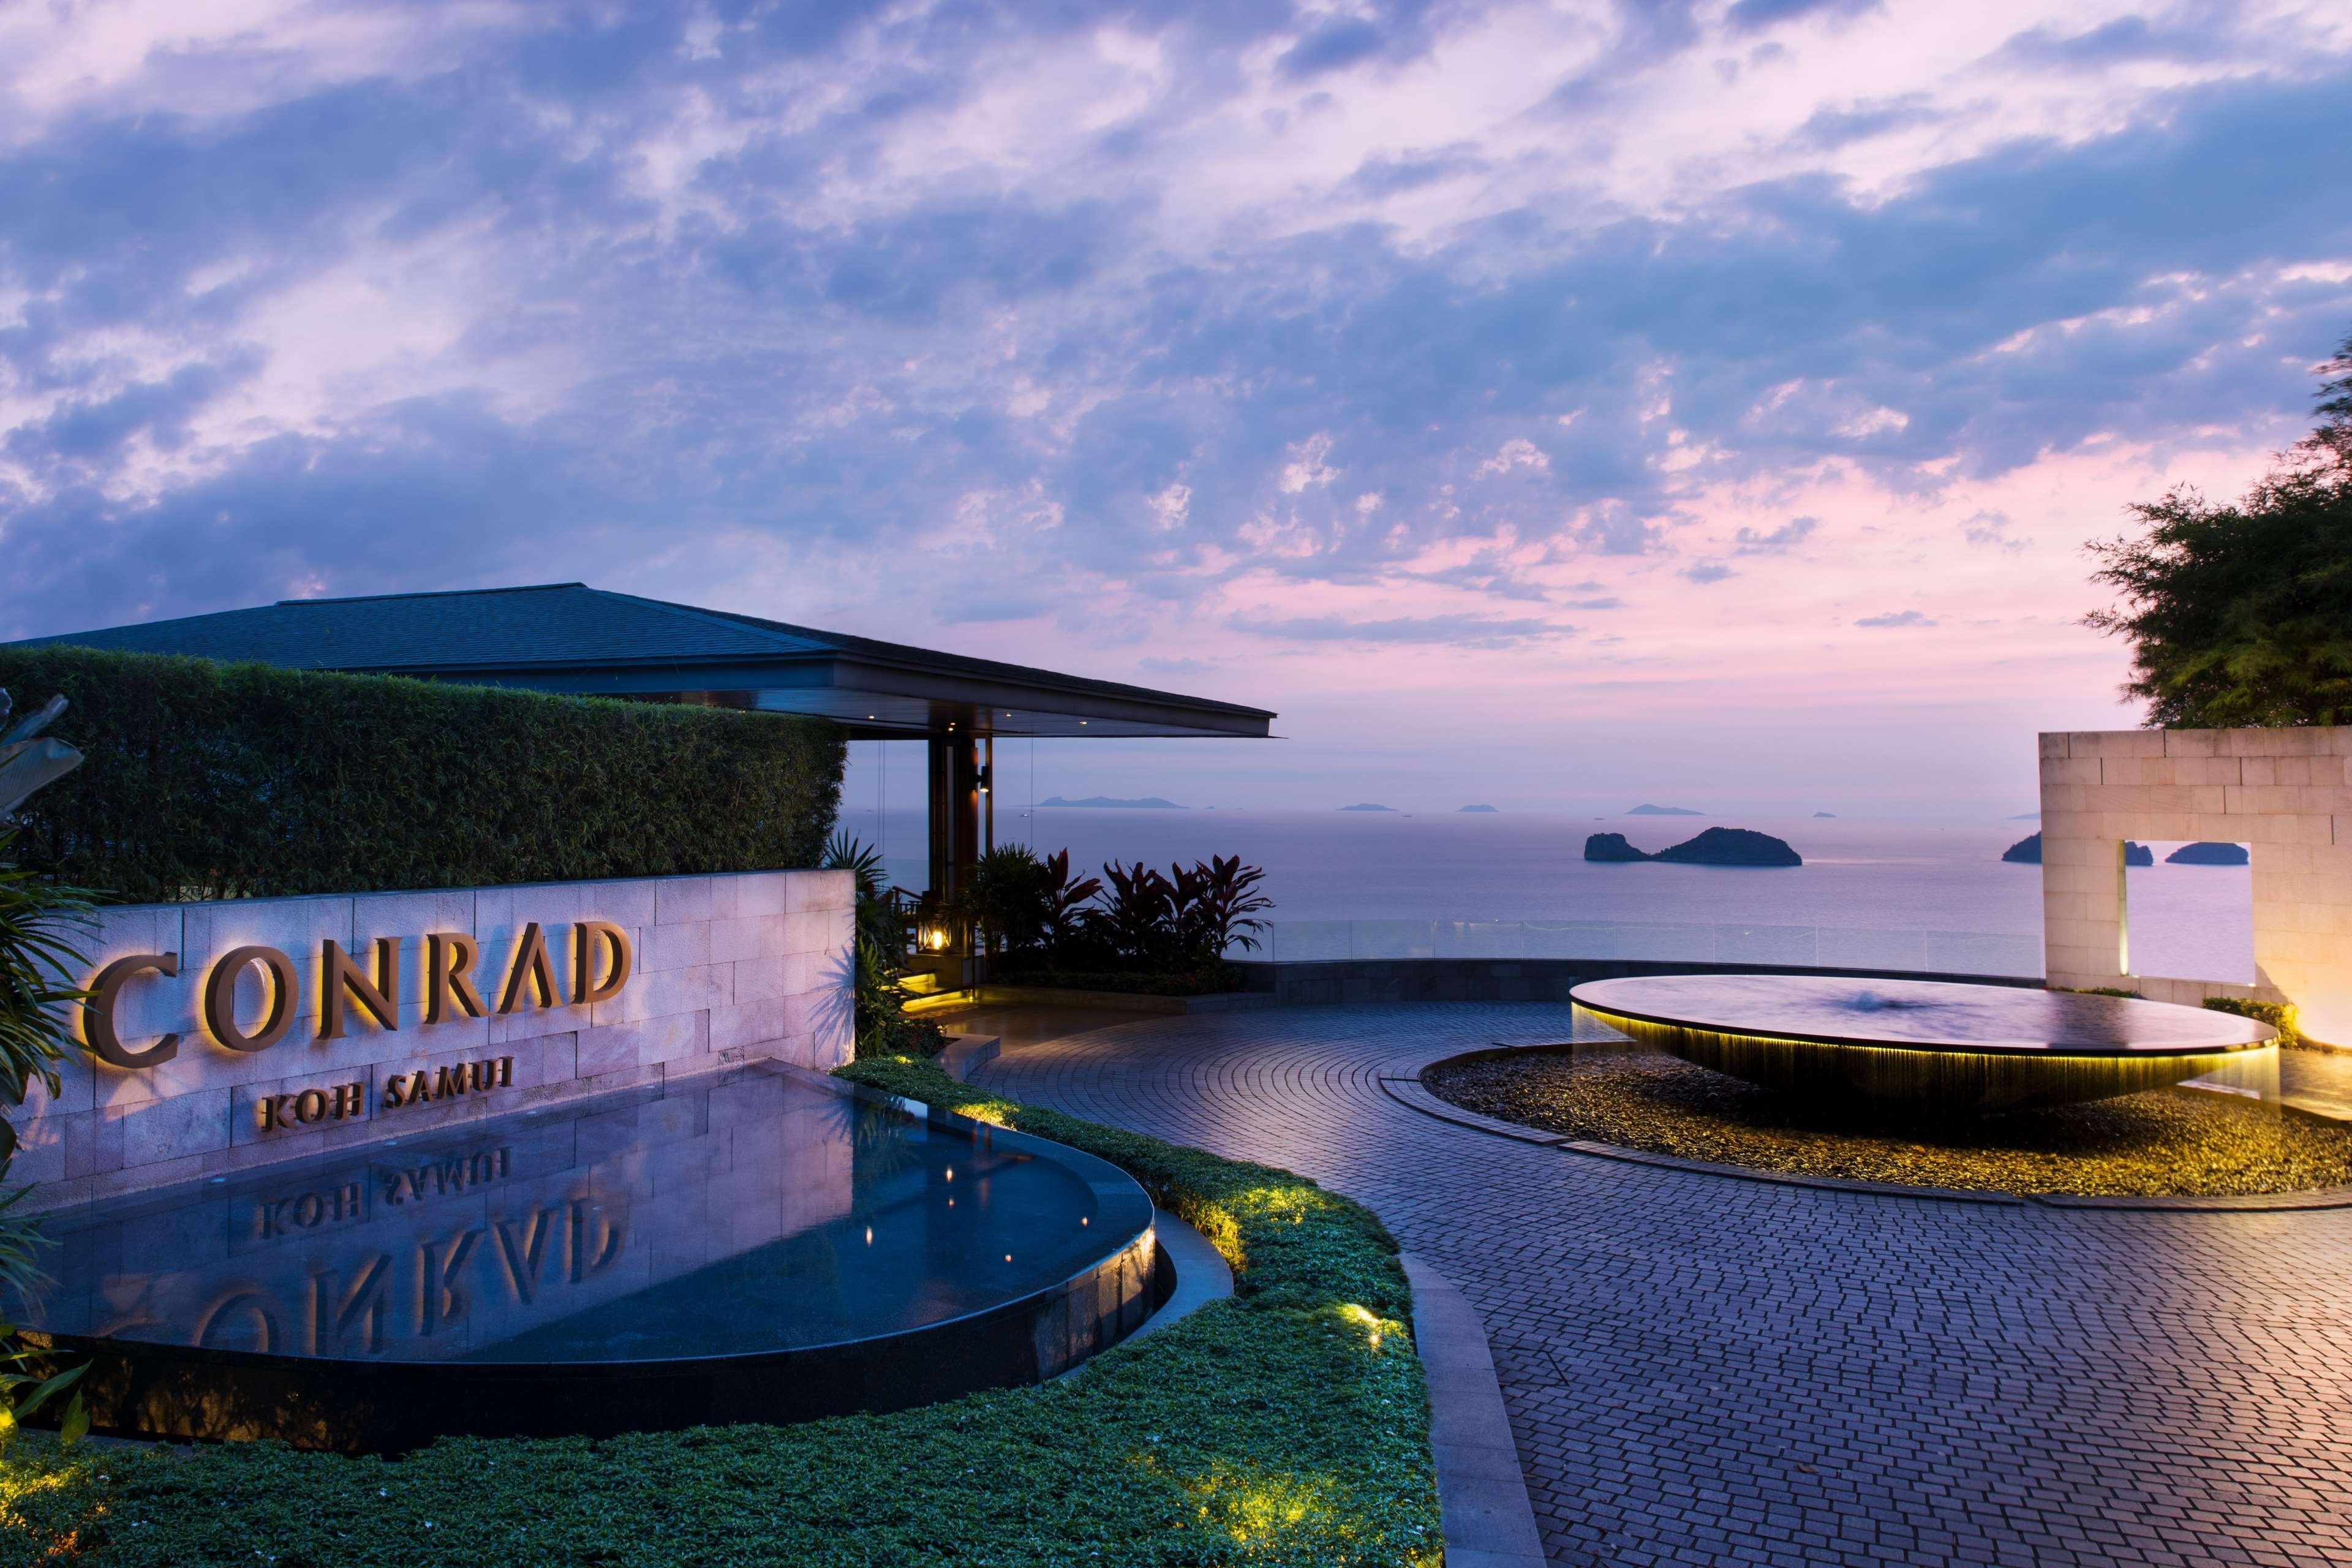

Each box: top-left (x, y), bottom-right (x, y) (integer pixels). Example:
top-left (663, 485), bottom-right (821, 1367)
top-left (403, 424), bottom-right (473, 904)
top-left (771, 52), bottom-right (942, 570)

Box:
top-left (1570, 973), bottom-right (2277, 1111)
top-left (10, 1065), bottom-right (1161, 1451)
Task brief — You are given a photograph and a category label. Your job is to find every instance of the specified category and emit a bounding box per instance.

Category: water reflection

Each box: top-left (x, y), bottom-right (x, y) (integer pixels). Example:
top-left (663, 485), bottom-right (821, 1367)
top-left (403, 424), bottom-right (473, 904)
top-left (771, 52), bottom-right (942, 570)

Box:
top-left (17, 1066), bottom-right (1140, 1365)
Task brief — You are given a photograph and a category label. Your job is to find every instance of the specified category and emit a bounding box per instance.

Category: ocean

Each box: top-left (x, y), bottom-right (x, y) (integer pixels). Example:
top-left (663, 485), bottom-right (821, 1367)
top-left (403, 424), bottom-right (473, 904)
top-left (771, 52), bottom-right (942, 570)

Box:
top-left (832, 806), bottom-right (2256, 986)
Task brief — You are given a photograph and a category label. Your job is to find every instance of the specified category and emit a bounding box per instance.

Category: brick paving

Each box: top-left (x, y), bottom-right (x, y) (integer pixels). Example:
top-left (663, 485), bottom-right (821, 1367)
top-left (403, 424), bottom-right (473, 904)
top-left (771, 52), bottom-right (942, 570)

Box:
top-left (965, 1003), bottom-right (2352, 1568)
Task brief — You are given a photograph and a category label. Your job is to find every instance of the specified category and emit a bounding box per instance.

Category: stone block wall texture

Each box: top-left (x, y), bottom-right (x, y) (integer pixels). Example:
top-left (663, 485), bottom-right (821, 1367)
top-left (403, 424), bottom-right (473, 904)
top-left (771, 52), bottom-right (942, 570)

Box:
top-left (2040, 727), bottom-right (2352, 1039)
top-left (13, 870), bottom-right (856, 1211)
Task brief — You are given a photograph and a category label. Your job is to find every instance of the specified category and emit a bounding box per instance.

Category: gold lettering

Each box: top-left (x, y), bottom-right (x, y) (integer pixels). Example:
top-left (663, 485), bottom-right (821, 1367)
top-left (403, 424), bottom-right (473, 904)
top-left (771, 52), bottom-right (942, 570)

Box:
top-left (319, 938), bottom-right (399, 1040)
top-left (497, 923), bottom-right (560, 1014)
top-left (426, 933), bottom-right (486, 1024)
top-left (81, 952), bottom-right (181, 1068)
top-left (202, 946), bottom-right (297, 1053)
top-left (572, 921), bottom-right (631, 1005)
top-left (384, 1074), bottom-right (409, 1108)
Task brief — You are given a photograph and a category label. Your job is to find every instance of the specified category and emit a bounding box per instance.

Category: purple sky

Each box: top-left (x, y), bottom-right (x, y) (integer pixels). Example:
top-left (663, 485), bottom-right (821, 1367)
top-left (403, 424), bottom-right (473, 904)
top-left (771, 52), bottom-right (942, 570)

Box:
top-left (4, 1), bottom-right (2350, 815)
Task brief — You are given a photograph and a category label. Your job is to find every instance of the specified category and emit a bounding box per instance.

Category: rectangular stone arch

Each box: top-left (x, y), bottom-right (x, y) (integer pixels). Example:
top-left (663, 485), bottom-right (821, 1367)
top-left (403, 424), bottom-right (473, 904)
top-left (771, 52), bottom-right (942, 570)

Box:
top-left (2040, 726), bottom-right (2352, 1042)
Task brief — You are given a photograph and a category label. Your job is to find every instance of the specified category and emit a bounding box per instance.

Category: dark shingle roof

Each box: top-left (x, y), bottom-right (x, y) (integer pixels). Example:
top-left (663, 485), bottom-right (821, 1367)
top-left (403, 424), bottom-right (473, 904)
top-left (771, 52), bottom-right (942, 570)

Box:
top-left (13, 584), bottom-right (1273, 738)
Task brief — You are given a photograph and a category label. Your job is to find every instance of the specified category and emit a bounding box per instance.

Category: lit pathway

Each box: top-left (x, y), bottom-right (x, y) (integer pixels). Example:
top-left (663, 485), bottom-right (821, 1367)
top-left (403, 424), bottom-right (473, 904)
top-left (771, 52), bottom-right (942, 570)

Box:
top-left (963, 1003), bottom-right (2352, 1568)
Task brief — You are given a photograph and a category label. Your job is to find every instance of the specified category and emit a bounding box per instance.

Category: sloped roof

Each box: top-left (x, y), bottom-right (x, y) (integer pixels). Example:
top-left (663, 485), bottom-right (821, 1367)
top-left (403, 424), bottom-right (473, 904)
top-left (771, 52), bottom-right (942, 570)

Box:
top-left (15, 584), bottom-right (1274, 740)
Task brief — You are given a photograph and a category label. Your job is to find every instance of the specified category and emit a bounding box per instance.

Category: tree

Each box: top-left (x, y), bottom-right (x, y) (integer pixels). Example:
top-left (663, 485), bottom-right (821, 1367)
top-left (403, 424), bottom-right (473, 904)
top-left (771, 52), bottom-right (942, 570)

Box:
top-left (2085, 332), bottom-right (2352, 728)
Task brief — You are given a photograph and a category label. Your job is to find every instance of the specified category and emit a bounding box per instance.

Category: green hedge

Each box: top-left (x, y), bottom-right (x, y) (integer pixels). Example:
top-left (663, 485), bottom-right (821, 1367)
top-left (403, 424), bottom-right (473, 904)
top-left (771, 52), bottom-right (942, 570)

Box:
top-left (2203, 996), bottom-right (2311, 1050)
top-left (0, 1059), bottom-right (1439, 1567)
top-left (0, 645), bottom-right (845, 900)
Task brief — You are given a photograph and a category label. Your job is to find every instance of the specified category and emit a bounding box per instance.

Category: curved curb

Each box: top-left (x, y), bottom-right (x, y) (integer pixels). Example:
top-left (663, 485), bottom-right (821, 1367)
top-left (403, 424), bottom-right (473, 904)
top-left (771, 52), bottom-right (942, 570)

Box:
top-left (1389, 1050), bottom-right (2352, 1214)
top-left (1398, 1254), bottom-right (1547, 1568)
top-left (1127, 1207), bottom-right (1235, 1343)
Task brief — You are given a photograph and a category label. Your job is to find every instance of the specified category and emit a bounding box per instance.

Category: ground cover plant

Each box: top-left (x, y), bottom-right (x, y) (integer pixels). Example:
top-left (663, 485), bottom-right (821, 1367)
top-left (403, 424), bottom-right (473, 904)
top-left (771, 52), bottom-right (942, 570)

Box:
top-left (0, 646), bottom-right (844, 901)
top-left (0, 1058), bottom-right (1438, 1568)
top-left (1427, 1046), bottom-right (2352, 1197)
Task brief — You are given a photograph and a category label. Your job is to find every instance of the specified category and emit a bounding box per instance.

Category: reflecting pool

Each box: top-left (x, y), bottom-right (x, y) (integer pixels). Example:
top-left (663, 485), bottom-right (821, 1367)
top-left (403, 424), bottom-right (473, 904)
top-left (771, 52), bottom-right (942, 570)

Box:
top-left (10, 1064), bottom-right (1159, 1447)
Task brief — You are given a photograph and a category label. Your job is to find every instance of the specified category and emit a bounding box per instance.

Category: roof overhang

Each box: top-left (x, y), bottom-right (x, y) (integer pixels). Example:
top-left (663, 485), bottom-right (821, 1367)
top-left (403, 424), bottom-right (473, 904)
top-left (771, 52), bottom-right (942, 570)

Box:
top-left (382, 655), bottom-right (1268, 739)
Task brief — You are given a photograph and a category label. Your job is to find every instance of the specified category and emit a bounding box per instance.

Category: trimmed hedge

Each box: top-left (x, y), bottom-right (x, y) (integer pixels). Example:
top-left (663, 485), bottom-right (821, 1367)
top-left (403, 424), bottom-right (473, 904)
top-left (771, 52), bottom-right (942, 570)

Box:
top-left (0, 645), bottom-right (845, 900)
top-left (0, 1059), bottom-right (1439, 1567)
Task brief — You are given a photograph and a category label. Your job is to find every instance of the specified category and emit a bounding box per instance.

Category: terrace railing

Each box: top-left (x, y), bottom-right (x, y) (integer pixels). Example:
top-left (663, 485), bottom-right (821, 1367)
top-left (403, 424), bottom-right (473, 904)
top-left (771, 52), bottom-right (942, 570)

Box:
top-left (1256, 919), bottom-right (2042, 979)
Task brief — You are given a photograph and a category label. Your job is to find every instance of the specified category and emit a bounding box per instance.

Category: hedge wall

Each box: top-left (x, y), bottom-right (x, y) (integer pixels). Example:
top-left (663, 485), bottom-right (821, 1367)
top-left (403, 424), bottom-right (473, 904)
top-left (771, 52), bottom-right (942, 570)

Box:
top-left (0, 645), bottom-right (845, 900)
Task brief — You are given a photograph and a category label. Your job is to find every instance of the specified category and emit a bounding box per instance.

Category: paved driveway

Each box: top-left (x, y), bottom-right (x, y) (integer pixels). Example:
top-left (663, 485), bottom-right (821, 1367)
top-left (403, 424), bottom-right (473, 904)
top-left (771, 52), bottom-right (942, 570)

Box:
top-left (966, 1003), bottom-right (2352, 1568)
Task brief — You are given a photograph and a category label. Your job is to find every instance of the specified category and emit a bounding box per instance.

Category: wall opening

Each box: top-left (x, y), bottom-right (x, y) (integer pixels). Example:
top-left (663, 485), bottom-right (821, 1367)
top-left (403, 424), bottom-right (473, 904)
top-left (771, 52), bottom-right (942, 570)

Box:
top-left (2123, 840), bottom-right (2255, 986)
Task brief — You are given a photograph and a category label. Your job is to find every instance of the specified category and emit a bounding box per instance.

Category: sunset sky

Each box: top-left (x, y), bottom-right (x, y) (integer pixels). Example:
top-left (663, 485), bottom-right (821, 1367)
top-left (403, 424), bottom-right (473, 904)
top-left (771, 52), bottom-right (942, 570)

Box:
top-left (4, 1), bottom-right (2350, 815)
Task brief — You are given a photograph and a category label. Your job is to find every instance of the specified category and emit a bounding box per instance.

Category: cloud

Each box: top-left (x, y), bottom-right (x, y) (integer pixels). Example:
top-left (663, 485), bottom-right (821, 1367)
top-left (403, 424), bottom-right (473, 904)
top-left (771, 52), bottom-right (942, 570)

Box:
top-left (1227, 612), bottom-right (1567, 647)
top-left (1856, 609), bottom-right (1937, 627)
top-left (1280, 20), bottom-right (1387, 80)
top-left (1733, 516), bottom-right (1819, 552)
top-left (1725, 0), bottom-right (1882, 36)
top-left (0, 0), bottom-right (2346, 815)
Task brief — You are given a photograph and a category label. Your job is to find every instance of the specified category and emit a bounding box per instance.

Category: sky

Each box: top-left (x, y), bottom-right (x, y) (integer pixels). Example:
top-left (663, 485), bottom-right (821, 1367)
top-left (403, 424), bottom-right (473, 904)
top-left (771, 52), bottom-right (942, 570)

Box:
top-left (2, 1), bottom-right (2350, 817)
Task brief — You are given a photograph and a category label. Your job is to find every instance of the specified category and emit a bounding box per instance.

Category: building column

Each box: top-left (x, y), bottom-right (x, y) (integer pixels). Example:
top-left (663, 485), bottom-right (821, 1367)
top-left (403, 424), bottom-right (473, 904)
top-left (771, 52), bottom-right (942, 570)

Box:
top-left (925, 733), bottom-right (982, 929)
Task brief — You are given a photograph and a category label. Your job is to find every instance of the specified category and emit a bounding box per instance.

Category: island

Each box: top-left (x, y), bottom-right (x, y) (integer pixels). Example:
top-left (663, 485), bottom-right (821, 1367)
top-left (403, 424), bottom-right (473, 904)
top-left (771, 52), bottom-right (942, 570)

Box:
top-left (1039, 796), bottom-right (1184, 809)
top-left (2007, 812), bottom-right (2040, 820)
top-left (2167, 841), bottom-right (2249, 865)
top-left (1626, 804), bottom-right (1704, 816)
top-left (1339, 802), bottom-right (1398, 812)
top-left (2004, 833), bottom-right (2154, 865)
top-left (1812, 812), bottom-right (1836, 818)
top-left (1584, 827), bottom-right (1802, 866)
top-left (1458, 804), bottom-right (1499, 813)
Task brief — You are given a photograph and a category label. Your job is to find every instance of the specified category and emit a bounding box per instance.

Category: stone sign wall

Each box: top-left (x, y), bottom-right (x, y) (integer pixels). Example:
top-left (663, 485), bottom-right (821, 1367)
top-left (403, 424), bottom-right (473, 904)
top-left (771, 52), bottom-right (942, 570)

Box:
top-left (2039, 726), bottom-right (2352, 1042)
top-left (17, 869), bottom-right (854, 1210)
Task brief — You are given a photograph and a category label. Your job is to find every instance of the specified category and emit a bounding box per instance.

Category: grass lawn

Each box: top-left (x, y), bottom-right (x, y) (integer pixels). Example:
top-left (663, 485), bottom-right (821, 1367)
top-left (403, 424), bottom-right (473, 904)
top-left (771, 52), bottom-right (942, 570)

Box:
top-left (0, 1058), bottom-right (1438, 1567)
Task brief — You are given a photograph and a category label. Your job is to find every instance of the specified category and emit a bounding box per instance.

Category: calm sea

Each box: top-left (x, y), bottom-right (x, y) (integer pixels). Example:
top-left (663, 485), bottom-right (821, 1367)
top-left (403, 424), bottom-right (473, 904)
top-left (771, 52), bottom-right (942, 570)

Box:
top-left (835, 807), bottom-right (2256, 986)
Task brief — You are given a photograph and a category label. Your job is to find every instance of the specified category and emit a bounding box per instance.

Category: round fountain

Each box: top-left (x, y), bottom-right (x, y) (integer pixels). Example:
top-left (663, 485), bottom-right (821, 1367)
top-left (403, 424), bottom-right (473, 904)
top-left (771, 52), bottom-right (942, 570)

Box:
top-left (1569, 974), bottom-right (2277, 1112)
top-left (10, 1065), bottom-right (1161, 1452)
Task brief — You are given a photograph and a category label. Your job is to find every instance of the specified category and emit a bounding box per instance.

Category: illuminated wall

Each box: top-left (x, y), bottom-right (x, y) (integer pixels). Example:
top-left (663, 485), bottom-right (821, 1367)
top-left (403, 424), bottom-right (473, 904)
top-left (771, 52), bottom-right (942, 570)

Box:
top-left (15, 870), bottom-right (855, 1210)
top-left (2041, 728), bottom-right (2352, 1041)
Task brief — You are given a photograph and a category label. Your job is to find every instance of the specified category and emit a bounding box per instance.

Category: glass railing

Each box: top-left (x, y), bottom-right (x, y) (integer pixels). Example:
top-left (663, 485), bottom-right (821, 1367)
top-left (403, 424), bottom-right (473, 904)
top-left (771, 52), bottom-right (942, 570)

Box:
top-left (1256, 919), bottom-right (2041, 978)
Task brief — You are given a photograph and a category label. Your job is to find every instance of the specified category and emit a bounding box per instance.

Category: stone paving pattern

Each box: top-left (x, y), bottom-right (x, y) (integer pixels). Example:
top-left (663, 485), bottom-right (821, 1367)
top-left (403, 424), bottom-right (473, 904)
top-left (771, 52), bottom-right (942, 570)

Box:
top-left (969, 1003), bottom-right (2352, 1568)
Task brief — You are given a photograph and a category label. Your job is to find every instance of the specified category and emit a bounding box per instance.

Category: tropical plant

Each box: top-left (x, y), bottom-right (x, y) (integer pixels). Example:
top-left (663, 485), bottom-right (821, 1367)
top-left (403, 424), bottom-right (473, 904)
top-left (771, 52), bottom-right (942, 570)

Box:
top-left (1182, 854), bottom-right (1275, 959)
top-left (962, 845), bottom-right (1049, 956)
top-left (822, 833), bottom-right (940, 1059)
top-left (1038, 849), bottom-right (1102, 948)
top-left (0, 825), bottom-right (92, 1442)
top-left (2086, 331), bottom-right (2352, 728)
top-left (1095, 859), bottom-right (1182, 968)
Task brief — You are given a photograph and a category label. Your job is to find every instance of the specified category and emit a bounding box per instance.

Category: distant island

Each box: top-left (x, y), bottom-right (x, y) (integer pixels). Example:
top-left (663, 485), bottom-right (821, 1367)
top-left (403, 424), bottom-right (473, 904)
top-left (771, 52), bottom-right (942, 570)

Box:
top-left (1625, 804), bottom-right (1704, 816)
top-left (1038, 795), bottom-right (1183, 809)
top-left (1812, 812), bottom-right (1836, 818)
top-left (2003, 833), bottom-right (2155, 866)
top-left (1458, 804), bottom-right (1499, 813)
top-left (1339, 803), bottom-right (1398, 812)
top-left (2167, 841), bottom-right (2248, 865)
top-left (2007, 812), bottom-right (2040, 820)
top-left (1585, 827), bottom-right (1801, 867)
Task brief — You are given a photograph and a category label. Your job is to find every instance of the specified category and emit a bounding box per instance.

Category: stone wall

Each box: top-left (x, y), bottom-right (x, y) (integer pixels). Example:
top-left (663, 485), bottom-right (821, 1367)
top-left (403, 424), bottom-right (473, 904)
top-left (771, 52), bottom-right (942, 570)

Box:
top-left (2039, 726), bottom-right (2352, 1039)
top-left (16, 870), bottom-right (854, 1210)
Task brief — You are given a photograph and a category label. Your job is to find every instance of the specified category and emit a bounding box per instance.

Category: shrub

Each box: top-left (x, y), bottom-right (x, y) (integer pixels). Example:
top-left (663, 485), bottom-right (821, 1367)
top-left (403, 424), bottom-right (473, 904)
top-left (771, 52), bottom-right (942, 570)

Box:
top-left (0, 645), bottom-right (844, 900)
top-left (2203, 995), bottom-right (2310, 1049)
top-left (0, 1060), bottom-right (1438, 1567)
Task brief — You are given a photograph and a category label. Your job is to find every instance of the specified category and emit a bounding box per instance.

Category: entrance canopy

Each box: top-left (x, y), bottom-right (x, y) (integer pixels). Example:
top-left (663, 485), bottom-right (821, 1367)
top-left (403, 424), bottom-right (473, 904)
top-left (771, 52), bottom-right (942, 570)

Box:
top-left (18, 582), bottom-right (1275, 742)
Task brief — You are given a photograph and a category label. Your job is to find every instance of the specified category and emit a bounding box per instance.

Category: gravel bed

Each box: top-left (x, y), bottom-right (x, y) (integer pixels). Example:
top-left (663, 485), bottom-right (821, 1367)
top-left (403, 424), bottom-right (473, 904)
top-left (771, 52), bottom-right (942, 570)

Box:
top-left (1423, 1047), bottom-right (2352, 1196)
